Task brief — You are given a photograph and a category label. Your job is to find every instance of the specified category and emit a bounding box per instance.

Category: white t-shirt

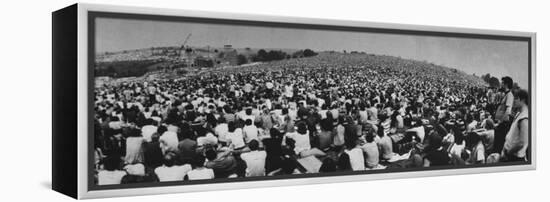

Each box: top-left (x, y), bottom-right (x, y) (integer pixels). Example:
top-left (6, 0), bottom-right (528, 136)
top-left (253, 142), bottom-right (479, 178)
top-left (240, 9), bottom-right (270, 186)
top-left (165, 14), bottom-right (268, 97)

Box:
top-left (160, 131), bottom-right (179, 152)
top-left (187, 168), bottom-right (215, 180)
top-left (123, 163), bottom-right (145, 176)
top-left (155, 164), bottom-right (192, 182)
top-left (450, 141), bottom-right (465, 158)
top-left (407, 126), bottom-right (426, 143)
top-left (227, 129), bottom-right (246, 149)
top-left (97, 170), bottom-right (127, 185)
top-left (167, 125), bottom-right (179, 133)
top-left (241, 150), bottom-right (267, 177)
top-left (344, 148), bottom-right (366, 171)
top-left (285, 131), bottom-right (311, 155)
top-left (215, 123), bottom-right (229, 143)
top-left (141, 125), bottom-right (158, 142)
top-left (243, 125), bottom-right (259, 143)
top-left (197, 133), bottom-right (219, 146)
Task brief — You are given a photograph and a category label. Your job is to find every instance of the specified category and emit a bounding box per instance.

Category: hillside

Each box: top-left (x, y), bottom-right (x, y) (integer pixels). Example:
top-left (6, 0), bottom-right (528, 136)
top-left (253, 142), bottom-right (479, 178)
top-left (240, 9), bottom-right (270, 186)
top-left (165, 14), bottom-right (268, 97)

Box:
top-left (96, 52), bottom-right (485, 89)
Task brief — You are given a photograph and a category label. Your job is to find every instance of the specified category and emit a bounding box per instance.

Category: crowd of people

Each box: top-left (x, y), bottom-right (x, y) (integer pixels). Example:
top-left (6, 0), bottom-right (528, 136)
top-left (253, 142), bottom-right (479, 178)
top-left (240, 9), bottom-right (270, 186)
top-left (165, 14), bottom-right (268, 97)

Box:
top-left (92, 53), bottom-right (530, 185)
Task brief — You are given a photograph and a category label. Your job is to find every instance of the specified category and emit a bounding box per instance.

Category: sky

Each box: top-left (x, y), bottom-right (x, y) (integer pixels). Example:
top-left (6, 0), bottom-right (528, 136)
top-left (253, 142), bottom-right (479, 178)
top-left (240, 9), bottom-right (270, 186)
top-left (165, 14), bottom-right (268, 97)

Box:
top-left (95, 17), bottom-right (529, 87)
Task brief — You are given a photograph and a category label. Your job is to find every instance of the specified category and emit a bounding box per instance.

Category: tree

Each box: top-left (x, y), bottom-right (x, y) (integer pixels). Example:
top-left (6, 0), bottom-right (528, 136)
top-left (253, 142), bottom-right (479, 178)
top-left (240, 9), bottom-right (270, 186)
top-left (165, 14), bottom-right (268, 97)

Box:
top-left (266, 50), bottom-right (287, 61)
top-left (488, 77), bottom-right (500, 88)
top-left (257, 49), bottom-right (268, 61)
top-left (292, 50), bottom-right (304, 58)
top-left (481, 73), bottom-right (491, 83)
top-left (303, 49), bottom-right (317, 57)
top-left (237, 54), bottom-right (248, 65)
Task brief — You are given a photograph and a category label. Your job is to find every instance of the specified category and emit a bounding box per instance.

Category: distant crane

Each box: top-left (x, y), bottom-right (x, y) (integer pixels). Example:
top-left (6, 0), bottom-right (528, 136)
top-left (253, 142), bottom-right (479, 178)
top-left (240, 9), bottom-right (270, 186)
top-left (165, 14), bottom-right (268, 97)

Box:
top-left (178, 33), bottom-right (192, 57)
top-left (177, 33), bottom-right (192, 67)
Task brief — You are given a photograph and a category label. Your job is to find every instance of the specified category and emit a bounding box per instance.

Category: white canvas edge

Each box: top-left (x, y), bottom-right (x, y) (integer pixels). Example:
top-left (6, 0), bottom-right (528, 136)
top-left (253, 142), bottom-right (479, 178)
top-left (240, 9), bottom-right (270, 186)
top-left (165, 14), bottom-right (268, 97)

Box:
top-left (75, 3), bottom-right (537, 199)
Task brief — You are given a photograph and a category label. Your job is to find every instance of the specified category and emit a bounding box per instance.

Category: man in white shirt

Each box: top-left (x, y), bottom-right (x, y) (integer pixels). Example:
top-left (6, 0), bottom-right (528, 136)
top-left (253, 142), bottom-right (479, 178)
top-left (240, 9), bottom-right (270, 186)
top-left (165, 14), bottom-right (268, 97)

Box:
top-left (141, 122), bottom-right (157, 142)
top-left (215, 119), bottom-right (229, 145)
top-left (155, 152), bottom-right (192, 182)
top-left (159, 131), bottom-right (179, 154)
top-left (97, 156), bottom-right (127, 185)
top-left (243, 119), bottom-right (259, 143)
top-left (226, 122), bottom-right (246, 149)
top-left (186, 155), bottom-right (215, 180)
top-left (240, 140), bottom-right (267, 177)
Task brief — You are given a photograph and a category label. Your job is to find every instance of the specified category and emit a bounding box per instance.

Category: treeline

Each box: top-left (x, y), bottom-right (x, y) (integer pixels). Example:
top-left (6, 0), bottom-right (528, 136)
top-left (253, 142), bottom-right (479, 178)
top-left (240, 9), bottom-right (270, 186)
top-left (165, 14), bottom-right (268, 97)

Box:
top-left (480, 73), bottom-right (500, 88)
top-left (240, 48), bottom-right (318, 64)
top-left (95, 60), bottom-right (161, 78)
top-left (481, 73), bottom-right (522, 89)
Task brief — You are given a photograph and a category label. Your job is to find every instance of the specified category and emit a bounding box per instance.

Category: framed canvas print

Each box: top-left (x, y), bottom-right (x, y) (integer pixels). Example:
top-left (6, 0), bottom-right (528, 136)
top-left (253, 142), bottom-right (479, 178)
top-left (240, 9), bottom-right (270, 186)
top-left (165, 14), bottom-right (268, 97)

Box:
top-left (52, 3), bottom-right (536, 199)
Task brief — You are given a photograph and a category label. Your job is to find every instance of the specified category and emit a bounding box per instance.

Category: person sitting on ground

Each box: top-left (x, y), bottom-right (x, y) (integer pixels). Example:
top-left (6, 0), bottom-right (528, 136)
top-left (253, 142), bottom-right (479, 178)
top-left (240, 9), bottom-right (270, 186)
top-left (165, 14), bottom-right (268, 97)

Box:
top-left (361, 129), bottom-right (380, 169)
top-left (186, 154), bottom-right (215, 180)
top-left (377, 124), bottom-right (394, 161)
top-left (423, 132), bottom-right (451, 167)
top-left (319, 158), bottom-right (337, 173)
top-left (154, 152), bottom-right (192, 182)
top-left (242, 119), bottom-right (260, 143)
top-left (262, 128), bottom-right (284, 173)
top-left (267, 157), bottom-right (300, 176)
top-left (337, 152), bottom-right (352, 171)
top-left (475, 119), bottom-right (495, 155)
top-left (226, 121), bottom-right (247, 151)
top-left (344, 132), bottom-right (366, 171)
top-left (97, 155), bottom-right (127, 185)
top-left (204, 148), bottom-right (238, 178)
top-left (464, 132), bottom-right (485, 164)
top-left (240, 140), bottom-right (267, 177)
top-left (283, 122), bottom-right (326, 157)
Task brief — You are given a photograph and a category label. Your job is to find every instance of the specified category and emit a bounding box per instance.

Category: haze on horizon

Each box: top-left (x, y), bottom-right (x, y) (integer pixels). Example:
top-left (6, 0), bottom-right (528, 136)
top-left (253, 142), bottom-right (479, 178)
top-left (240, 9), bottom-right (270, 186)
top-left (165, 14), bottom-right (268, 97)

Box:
top-left (95, 17), bottom-right (529, 88)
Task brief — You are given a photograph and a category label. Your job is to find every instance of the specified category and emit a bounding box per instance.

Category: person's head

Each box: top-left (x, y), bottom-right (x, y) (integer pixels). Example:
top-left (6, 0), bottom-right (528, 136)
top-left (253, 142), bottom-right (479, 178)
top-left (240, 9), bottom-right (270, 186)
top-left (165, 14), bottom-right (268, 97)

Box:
top-left (248, 139), bottom-right (260, 151)
top-left (163, 152), bottom-right (177, 167)
top-left (270, 128), bottom-right (281, 139)
top-left (103, 155), bottom-right (121, 171)
top-left (428, 131), bottom-right (443, 149)
top-left (151, 132), bottom-right (161, 143)
top-left (245, 108), bottom-right (252, 115)
top-left (365, 133), bottom-right (375, 143)
top-left (217, 116), bottom-right (226, 124)
top-left (194, 154), bottom-right (206, 168)
top-left (296, 122), bottom-right (307, 135)
top-left (320, 118), bottom-right (332, 131)
top-left (513, 89), bottom-right (529, 108)
top-left (337, 152), bottom-right (352, 171)
top-left (121, 175), bottom-right (148, 184)
top-left (319, 158), bottom-right (337, 173)
top-left (157, 125), bottom-right (167, 135)
top-left (282, 108), bottom-right (289, 115)
top-left (205, 149), bottom-right (218, 161)
top-left (228, 121), bottom-right (236, 133)
top-left (501, 76), bottom-right (513, 90)
top-left (245, 119), bottom-right (253, 126)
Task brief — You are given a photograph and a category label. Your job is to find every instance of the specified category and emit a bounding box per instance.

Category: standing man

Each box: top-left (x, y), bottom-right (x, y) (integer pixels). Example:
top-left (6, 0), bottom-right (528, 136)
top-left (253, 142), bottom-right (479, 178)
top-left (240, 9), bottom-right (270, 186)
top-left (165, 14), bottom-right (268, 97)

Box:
top-left (493, 76), bottom-right (514, 154)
